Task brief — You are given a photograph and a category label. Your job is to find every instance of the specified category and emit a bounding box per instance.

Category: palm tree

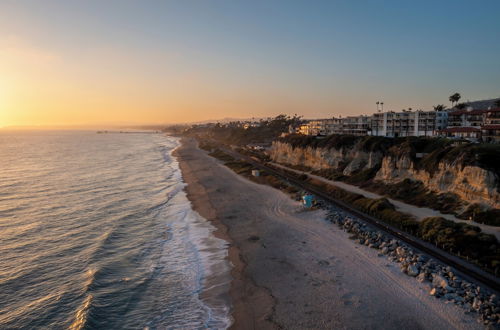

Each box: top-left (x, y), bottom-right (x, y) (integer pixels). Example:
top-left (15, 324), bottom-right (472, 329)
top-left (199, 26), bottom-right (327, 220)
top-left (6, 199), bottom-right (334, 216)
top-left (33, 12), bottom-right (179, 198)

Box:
top-left (433, 104), bottom-right (447, 111)
top-left (449, 93), bottom-right (461, 107)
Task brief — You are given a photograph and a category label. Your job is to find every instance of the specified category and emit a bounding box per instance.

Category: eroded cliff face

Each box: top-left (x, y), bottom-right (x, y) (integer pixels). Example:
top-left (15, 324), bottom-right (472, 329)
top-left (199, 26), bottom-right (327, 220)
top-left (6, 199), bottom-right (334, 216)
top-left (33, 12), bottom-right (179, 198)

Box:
top-left (270, 141), bottom-right (500, 208)
top-left (269, 141), bottom-right (384, 176)
top-left (375, 155), bottom-right (500, 208)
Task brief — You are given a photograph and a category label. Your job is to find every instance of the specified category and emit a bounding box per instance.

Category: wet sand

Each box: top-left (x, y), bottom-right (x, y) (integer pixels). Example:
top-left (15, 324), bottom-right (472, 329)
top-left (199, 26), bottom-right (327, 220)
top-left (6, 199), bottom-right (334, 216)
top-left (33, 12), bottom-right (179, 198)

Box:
top-left (174, 137), bottom-right (480, 330)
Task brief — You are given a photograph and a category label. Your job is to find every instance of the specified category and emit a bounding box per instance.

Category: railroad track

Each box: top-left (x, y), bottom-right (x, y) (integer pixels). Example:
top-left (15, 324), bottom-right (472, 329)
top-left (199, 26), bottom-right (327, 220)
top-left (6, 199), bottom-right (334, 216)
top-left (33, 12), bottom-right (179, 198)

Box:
top-left (220, 146), bottom-right (500, 294)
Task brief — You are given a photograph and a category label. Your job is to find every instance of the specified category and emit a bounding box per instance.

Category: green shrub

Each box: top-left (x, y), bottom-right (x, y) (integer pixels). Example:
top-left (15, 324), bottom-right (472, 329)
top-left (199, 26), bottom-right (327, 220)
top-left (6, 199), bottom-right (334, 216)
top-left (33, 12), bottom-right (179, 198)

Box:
top-left (418, 217), bottom-right (500, 271)
top-left (459, 203), bottom-right (500, 226)
top-left (363, 179), bottom-right (463, 215)
top-left (345, 167), bottom-right (380, 184)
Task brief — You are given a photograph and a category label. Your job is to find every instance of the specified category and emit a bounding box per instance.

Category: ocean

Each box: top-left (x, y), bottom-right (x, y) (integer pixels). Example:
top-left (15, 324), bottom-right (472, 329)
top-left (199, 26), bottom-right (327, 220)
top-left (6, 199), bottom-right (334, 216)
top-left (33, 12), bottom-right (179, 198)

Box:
top-left (0, 131), bottom-right (231, 329)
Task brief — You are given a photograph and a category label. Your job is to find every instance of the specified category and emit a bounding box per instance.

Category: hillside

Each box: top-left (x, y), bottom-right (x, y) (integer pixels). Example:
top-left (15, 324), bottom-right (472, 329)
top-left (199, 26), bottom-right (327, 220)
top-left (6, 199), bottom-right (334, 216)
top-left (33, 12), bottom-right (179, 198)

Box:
top-left (270, 135), bottom-right (500, 224)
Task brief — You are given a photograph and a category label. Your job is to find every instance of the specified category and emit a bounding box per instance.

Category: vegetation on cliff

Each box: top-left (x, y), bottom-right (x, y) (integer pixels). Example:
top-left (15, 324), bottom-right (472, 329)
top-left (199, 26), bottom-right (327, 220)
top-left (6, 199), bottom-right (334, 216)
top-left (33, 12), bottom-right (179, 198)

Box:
top-left (361, 179), bottom-right (464, 214)
top-left (186, 114), bottom-right (302, 145)
top-left (278, 134), bottom-right (395, 153)
top-left (275, 134), bottom-right (500, 222)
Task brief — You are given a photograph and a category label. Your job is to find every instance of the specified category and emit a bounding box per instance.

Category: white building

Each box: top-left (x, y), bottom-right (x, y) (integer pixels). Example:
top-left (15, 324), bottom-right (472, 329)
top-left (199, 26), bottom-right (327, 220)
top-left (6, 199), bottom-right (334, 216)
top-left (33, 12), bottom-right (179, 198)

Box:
top-left (371, 110), bottom-right (448, 137)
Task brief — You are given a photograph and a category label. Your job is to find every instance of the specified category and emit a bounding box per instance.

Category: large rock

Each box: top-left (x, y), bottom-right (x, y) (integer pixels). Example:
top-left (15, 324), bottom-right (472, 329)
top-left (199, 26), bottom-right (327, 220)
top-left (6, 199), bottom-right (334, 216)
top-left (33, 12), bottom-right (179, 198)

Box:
top-left (416, 273), bottom-right (428, 283)
top-left (407, 264), bottom-right (420, 277)
top-left (432, 274), bottom-right (449, 289)
top-left (473, 298), bottom-right (483, 310)
top-left (396, 246), bottom-right (406, 257)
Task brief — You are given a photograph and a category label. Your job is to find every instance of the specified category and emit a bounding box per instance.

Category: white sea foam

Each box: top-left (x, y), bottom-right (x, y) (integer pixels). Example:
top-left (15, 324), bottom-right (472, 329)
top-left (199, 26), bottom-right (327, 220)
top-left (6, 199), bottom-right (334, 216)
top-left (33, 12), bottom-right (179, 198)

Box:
top-left (164, 136), bottom-right (233, 329)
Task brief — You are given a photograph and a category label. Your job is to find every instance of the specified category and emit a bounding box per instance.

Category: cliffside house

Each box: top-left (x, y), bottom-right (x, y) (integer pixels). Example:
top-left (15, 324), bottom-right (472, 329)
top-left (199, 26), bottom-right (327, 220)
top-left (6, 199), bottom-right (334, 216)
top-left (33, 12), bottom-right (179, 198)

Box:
top-left (440, 107), bottom-right (500, 143)
top-left (295, 103), bottom-right (500, 143)
top-left (370, 110), bottom-right (447, 137)
top-left (436, 126), bottom-right (481, 142)
top-left (481, 108), bottom-right (500, 143)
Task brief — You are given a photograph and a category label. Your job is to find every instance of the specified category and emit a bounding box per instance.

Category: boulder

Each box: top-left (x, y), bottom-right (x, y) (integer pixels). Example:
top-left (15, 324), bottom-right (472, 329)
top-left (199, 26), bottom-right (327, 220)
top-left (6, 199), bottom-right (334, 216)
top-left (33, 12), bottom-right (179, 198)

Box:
top-left (432, 274), bottom-right (449, 289)
top-left (407, 264), bottom-right (420, 277)
top-left (473, 298), bottom-right (482, 310)
top-left (396, 246), bottom-right (406, 257)
top-left (416, 273), bottom-right (428, 283)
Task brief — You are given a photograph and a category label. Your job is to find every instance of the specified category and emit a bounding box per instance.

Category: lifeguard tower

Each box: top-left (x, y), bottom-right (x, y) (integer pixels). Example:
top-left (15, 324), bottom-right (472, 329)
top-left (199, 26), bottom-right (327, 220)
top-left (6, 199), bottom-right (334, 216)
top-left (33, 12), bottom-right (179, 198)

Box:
top-left (302, 193), bottom-right (314, 209)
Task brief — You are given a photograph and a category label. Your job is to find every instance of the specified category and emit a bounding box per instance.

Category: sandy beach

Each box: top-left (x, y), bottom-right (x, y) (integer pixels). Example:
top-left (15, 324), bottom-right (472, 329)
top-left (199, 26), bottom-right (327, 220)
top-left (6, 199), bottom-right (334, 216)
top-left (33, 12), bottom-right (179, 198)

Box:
top-left (174, 138), bottom-right (481, 330)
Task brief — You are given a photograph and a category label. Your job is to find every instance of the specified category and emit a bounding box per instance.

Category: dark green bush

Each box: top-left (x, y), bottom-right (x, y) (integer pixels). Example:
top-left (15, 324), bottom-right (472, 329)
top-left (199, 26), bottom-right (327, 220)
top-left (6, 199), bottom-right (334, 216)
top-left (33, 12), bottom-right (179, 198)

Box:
top-left (363, 179), bottom-right (463, 215)
top-left (345, 167), bottom-right (380, 184)
top-left (459, 204), bottom-right (500, 226)
top-left (419, 217), bottom-right (500, 271)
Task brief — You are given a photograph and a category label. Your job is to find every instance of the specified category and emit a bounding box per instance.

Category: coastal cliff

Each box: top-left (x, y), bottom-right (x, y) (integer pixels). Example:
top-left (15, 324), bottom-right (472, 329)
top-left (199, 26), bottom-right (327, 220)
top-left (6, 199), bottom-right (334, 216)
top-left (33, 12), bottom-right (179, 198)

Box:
top-left (375, 154), bottom-right (500, 208)
top-left (269, 135), bottom-right (500, 209)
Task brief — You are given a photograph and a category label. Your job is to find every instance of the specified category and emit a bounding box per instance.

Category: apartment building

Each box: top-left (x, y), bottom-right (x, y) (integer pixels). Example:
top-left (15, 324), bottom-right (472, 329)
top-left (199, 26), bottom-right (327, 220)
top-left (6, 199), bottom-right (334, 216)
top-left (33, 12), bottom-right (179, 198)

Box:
top-left (437, 107), bottom-right (500, 143)
top-left (296, 105), bottom-right (499, 143)
top-left (436, 127), bottom-right (481, 142)
top-left (447, 108), bottom-right (485, 128)
top-left (371, 110), bottom-right (447, 137)
top-left (298, 118), bottom-right (343, 136)
top-left (341, 115), bottom-right (371, 136)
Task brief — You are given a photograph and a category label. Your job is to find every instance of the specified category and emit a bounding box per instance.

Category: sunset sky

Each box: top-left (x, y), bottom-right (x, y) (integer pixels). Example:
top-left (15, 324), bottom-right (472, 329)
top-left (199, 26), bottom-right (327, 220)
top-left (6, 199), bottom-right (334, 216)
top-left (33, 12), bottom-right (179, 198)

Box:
top-left (1, 0), bottom-right (499, 128)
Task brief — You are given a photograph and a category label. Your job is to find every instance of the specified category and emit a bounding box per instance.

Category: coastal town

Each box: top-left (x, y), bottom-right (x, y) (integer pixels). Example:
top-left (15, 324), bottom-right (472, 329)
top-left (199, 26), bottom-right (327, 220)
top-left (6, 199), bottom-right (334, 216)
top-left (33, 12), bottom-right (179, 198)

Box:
top-left (184, 96), bottom-right (500, 144)
top-left (169, 95), bottom-right (500, 327)
top-left (4, 1), bottom-right (500, 329)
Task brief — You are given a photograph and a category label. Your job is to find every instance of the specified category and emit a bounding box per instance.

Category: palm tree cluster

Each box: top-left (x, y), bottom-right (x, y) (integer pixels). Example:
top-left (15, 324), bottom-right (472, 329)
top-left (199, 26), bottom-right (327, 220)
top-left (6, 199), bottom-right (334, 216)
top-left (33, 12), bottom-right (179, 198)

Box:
top-left (449, 92), bottom-right (461, 107)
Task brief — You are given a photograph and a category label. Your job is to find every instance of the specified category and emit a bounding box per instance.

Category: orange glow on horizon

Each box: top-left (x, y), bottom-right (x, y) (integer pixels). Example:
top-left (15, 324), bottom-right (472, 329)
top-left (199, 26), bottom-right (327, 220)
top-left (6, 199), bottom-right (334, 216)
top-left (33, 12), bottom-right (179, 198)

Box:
top-left (0, 37), bottom-right (356, 128)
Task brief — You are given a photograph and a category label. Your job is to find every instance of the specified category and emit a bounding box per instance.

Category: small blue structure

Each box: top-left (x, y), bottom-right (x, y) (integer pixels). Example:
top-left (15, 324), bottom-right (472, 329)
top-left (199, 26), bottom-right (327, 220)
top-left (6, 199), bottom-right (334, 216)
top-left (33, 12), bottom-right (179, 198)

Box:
top-left (302, 194), bottom-right (314, 209)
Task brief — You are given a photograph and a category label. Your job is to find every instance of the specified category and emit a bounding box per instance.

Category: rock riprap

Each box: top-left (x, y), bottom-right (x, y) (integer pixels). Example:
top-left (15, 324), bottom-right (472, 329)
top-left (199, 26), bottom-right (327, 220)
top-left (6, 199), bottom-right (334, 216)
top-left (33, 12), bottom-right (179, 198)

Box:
top-left (325, 207), bottom-right (500, 327)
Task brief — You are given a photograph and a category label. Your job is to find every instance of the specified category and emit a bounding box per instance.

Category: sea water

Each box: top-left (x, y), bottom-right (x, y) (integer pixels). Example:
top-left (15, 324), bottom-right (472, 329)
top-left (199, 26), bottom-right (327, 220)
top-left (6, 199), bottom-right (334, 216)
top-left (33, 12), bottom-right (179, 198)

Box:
top-left (0, 130), bottom-right (231, 329)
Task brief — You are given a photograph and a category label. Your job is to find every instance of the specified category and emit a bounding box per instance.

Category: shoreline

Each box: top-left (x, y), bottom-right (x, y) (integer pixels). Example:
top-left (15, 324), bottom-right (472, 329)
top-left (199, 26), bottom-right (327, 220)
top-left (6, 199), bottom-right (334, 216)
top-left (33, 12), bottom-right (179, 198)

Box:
top-left (173, 136), bottom-right (481, 329)
top-left (173, 137), bottom-right (276, 330)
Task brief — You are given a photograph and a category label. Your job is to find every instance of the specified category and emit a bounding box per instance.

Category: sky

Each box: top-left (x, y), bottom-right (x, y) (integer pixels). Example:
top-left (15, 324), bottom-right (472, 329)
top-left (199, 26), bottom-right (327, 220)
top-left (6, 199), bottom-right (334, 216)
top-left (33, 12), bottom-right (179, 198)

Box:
top-left (0, 0), bottom-right (499, 128)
